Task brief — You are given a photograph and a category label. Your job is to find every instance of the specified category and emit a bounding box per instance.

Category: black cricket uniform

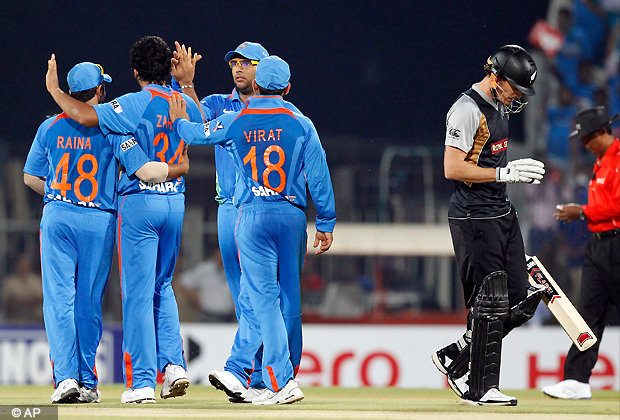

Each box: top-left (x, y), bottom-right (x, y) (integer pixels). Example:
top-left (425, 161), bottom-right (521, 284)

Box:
top-left (445, 84), bottom-right (528, 307)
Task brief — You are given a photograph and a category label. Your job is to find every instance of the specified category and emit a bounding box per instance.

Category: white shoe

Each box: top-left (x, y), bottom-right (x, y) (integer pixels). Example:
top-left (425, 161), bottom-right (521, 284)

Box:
top-left (252, 379), bottom-right (304, 405)
top-left (51, 378), bottom-right (80, 404)
top-left (209, 370), bottom-right (247, 400)
top-left (77, 386), bottom-right (101, 403)
top-left (161, 364), bottom-right (190, 399)
top-left (120, 387), bottom-right (156, 404)
top-left (230, 387), bottom-right (269, 403)
top-left (542, 380), bottom-right (591, 399)
top-left (461, 388), bottom-right (517, 406)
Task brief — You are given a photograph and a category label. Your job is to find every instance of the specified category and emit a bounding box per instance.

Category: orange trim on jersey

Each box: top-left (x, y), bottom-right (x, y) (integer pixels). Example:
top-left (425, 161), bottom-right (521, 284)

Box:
top-left (234, 107), bottom-right (297, 121)
top-left (145, 87), bottom-right (180, 100)
top-left (48, 113), bottom-right (70, 129)
top-left (124, 351), bottom-right (133, 388)
top-left (266, 366), bottom-right (279, 391)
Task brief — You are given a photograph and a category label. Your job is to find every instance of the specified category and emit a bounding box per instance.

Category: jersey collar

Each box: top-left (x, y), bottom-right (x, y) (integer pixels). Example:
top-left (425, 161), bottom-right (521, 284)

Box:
top-left (229, 88), bottom-right (242, 103)
top-left (472, 83), bottom-right (499, 110)
top-left (244, 95), bottom-right (285, 110)
top-left (143, 84), bottom-right (172, 93)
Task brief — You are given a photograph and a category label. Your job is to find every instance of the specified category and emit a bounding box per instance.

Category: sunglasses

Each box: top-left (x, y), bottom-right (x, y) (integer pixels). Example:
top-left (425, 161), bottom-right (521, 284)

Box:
top-left (229, 58), bottom-right (259, 69)
top-left (95, 63), bottom-right (105, 75)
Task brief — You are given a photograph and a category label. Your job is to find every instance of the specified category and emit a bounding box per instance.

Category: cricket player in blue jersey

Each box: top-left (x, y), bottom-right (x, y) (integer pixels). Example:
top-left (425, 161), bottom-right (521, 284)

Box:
top-left (46, 36), bottom-right (202, 404)
top-left (172, 41), bottom-right (304, 402)
top-left (26, 62), bottom-right (188, 404)
top-left (169, 55), bottom-right (336, 405)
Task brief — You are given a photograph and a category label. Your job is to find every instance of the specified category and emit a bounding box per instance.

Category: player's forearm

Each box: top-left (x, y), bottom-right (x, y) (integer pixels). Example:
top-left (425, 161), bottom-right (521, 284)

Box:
top-left (173, 118), bottom-right (221, 146)
top-left (167, 161), bottom-right (189, 180)
top-left (444, 160), bottom-right (496, 183)
top-left (49, 88), bottom-right (99, 127)
top-left (23, 173), bottom-right (45, 195)
top-left (444, 146), bottom-right (497, 183)
top-left (134, 161), bottom-right (169, 183)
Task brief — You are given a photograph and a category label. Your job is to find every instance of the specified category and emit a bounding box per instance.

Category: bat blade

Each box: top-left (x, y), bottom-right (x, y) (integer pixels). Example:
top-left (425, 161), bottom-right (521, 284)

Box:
top-left (526, 254), bottom-right (597, 351)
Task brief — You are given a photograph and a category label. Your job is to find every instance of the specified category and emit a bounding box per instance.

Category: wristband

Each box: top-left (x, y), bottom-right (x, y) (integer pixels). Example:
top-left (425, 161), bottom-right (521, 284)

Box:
top-left (180, 85), bottom-right (194, 89)
top-left (579, 209), bottom-right (586, 220)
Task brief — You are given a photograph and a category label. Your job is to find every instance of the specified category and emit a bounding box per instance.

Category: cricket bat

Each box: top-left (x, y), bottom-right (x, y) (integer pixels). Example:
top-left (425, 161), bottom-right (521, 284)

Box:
top-left (526, 254), bottom-right (597, 351)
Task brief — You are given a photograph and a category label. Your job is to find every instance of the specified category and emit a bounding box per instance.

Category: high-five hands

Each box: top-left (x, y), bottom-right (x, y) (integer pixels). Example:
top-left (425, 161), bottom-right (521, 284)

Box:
top-left (171, 41), bottom-right (201, 86)
top-left (496, 158), bottom-right (545, 184)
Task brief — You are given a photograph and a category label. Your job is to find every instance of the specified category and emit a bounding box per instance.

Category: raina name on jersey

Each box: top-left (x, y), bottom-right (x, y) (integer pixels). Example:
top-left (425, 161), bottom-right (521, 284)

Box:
top-left (57, 136), bottom-right (91, 149)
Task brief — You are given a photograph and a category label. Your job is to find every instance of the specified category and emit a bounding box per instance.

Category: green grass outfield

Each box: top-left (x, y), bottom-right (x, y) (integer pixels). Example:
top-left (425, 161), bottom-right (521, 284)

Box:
top-left (0, 385), bottom-right (618, 420)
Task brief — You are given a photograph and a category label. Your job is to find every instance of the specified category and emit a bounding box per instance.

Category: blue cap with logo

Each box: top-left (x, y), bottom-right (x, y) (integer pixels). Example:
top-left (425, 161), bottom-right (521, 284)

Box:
top-left (224, 41), bottom-right (269, 63)
top-left (67, 62), bottom-right (112, 93)
top-left (255, 56), bottom-right (290, 90)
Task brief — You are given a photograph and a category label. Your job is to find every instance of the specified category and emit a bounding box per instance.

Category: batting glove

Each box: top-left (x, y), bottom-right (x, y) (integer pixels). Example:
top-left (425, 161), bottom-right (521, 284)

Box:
top-left (496, 158), bottom-right (545, 184)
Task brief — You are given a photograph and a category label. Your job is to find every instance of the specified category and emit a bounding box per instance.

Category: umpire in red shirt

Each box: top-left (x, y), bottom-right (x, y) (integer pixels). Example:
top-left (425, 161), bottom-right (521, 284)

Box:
top-left (544, 106), bottom-right (620, 399)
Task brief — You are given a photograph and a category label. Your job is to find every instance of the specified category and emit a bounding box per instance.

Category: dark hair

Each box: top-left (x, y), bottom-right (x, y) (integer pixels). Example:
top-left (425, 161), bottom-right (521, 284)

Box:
top-left (130, 36), bottom-right (172, 85)
top-left (70, 85), bottom-right (100, 102)
top-left (257, 85), bottom-right (285, 96)
top-left (603, 124), bottom-right (612, 135)
top-left (484, 62), bottom-right (493, 77)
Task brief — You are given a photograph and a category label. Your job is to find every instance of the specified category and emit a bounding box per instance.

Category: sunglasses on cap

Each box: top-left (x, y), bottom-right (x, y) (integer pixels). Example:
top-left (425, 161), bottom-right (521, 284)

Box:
top-left (229, 58), bottom-right (259, 69)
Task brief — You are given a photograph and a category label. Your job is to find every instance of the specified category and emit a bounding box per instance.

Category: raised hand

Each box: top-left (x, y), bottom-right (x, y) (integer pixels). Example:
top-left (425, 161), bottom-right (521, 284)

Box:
top-left (46, 54), bottom-right (60, 93)
top-left (171, 41), bottom-right (202, 86)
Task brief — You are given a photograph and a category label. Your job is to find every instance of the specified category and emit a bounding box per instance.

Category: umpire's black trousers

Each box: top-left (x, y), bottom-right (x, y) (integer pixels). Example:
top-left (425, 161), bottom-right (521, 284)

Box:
top-left (564, 233), bottom-right (620, 383)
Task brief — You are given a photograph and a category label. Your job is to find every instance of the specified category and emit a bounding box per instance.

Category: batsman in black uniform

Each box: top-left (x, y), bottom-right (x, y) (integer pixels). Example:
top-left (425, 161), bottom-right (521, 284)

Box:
top-left (433, 45), bottom-right (547, 406)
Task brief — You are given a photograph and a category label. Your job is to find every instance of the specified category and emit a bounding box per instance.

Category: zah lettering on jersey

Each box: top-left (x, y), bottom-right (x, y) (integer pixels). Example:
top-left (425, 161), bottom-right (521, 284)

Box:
top-left (120, 138), bottom-right (137, 152)
top-left (491, 138), bottom-right (508, 154)
top-left (244, 129), bottom-right (283, 143)
top-left (57, 136), bottom-right (91, 150)
top-left (156, 115), bottom-right (173, 129)
top-left (139, 180), bottom-right (182, 193)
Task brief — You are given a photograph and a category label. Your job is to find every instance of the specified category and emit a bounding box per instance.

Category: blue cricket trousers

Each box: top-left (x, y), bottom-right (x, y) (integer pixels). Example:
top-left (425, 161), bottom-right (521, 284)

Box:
top-left (228, 202), bottom-right (305, 392)
top-left (117, 193), bottom-right (186, 389)
top-left (40, 201), bottom-right (115, 389)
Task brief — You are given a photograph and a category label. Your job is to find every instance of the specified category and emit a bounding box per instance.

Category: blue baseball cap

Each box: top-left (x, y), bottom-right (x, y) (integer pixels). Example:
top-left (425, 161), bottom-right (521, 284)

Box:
top-left (224, 41), bottom-right (269, 62)
top-left (67, 62), bottom-right (112, 93)
top-left (255, 56), bottom-right (290, 90)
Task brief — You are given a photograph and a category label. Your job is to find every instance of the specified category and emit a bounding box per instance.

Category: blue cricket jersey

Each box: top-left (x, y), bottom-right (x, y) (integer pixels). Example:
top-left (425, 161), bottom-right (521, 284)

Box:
top-left (173, 95), bottom-right (336, 232)
top-left (24, 113), bottom-right (150, 212)
top-left (94, 85), bottom-right (202, 196)
top-left (171, 83), bottom-right (301, 204)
